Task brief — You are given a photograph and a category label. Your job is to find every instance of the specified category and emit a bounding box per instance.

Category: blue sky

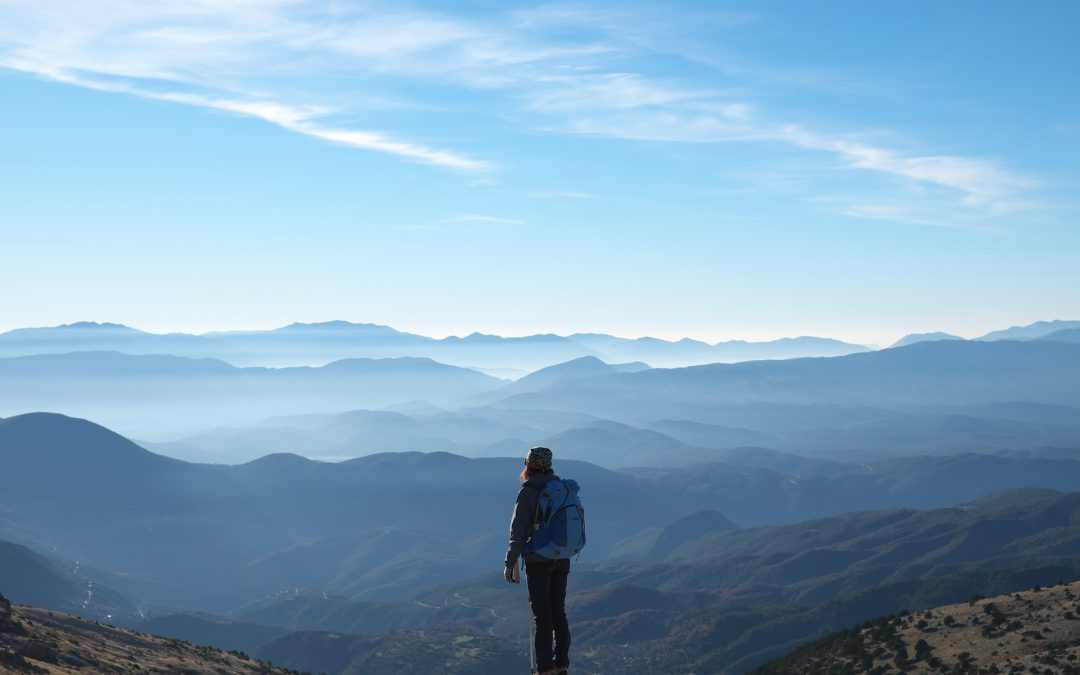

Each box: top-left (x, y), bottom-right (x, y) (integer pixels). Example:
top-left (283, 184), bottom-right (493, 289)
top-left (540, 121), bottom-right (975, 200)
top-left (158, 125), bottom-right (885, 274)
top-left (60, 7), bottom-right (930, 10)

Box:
top-left (1, 1), bottom-right (1077, 346)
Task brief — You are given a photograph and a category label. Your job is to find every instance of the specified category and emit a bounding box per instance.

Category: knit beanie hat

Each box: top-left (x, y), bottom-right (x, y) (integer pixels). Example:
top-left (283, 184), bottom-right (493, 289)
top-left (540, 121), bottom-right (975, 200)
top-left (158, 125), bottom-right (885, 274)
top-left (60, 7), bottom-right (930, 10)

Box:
top-left (526, 446), bottom-right (553, 472)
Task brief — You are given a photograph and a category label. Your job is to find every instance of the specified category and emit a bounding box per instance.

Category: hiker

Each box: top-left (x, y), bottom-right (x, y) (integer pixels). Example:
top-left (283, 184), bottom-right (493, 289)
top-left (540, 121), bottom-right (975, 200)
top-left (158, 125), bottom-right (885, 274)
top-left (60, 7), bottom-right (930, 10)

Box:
top-left (505, 446), bottom-right (585, 675)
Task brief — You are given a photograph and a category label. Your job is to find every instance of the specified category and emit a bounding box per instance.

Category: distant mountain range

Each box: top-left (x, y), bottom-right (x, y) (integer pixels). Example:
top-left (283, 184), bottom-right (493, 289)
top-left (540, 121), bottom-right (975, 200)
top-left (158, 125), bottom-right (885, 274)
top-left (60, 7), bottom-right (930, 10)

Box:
top-left (977, 319), bottom-right (1080, 342)
top-left (0, 320), bottom-right (871, 370)
top-left (0, 351), bottom-right (502, 436)
top-left (1, 319), bottom-right (1074, 375)
top-left (887, 319), bottom-right (1080, 346)
top-left (485, 340), bottom-right (1080, 423)
top-left (153, 391), bottom-right (1080, 467)
top-left (3, 334), bottom-right (1080, 447)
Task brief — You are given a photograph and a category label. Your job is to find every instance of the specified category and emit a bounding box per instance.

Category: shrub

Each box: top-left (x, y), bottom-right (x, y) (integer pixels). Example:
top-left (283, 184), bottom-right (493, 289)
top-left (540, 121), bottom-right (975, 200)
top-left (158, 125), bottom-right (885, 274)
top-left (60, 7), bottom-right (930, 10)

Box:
top-left (914, 638), bottom-right (932, 660)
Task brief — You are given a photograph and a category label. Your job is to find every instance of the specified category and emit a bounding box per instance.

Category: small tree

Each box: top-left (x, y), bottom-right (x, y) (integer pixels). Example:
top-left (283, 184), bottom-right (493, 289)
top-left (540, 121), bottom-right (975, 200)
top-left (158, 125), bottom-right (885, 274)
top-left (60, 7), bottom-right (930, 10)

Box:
top-left (914, 638), bottom-right (932, 661)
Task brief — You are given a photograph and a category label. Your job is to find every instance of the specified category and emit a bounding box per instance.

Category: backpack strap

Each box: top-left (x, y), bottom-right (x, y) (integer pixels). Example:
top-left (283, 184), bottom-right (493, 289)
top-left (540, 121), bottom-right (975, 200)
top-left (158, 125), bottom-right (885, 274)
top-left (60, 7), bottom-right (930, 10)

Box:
top-left (522, 482), bottom-right (542, 532)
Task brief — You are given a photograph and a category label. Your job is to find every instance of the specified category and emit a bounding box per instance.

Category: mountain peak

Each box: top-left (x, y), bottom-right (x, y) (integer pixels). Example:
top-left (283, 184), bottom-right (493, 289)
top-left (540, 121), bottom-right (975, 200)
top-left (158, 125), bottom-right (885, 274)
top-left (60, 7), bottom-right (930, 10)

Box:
top-left (651, 509), bottom-right (738, 560)
top-left (63, 321), bottom-right (134, 330)
top-left (0, 321), bottom-right (143, 338)
top-left (889, 331), bottom-right (964, 348)
top-left (502, 356), bottom-right (649, 395)
top-left (0, 413), bottom-right (165, 467)
top-left (276, 321), bottom-right (401, 333)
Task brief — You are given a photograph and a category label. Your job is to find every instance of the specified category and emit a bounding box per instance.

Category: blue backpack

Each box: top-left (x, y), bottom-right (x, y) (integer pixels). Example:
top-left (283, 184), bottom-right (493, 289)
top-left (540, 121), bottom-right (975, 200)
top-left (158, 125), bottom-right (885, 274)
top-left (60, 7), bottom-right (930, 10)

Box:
top-left (525, 479), bottom-right (586, 559)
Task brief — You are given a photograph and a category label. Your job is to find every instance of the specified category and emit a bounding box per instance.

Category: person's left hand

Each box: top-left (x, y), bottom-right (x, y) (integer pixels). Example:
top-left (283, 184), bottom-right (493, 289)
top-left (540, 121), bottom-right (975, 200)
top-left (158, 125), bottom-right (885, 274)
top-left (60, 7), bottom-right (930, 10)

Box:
top-left (504, 563), bottom-right (520, 584)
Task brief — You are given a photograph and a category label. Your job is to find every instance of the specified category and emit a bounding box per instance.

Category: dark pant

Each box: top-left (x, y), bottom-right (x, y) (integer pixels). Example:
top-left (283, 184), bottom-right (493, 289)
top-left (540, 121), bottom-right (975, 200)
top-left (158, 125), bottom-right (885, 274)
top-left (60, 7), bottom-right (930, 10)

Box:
top-left (525, 557), bottom-right (570, 672)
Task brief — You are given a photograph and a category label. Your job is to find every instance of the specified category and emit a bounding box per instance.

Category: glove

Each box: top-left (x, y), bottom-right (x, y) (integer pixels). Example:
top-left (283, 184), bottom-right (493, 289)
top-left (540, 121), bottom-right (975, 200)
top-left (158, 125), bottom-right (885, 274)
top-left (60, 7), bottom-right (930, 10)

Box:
top-left (504, 562), bottom-right (520, 584)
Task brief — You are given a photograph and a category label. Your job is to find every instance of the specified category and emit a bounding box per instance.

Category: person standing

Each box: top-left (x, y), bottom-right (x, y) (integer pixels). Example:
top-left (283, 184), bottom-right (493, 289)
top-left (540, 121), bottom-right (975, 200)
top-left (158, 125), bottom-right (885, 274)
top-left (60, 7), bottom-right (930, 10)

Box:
top-left (505, 446), bottom-right (584, 675)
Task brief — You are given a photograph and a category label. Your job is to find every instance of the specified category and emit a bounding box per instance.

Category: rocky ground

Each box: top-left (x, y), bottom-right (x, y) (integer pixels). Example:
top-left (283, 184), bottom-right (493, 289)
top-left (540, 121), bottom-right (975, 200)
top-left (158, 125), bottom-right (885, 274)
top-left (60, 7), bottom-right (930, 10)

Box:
top-left (0, 592), bottom-right (303, 674)
top-left (752, 579), bottom-right (1080, 674)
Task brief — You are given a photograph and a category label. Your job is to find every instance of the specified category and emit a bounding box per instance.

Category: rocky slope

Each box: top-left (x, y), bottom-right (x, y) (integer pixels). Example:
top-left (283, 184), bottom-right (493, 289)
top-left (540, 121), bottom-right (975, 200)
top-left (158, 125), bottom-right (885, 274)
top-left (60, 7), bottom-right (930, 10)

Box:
top-left (752, 579), bottom-right (1080, 674)
top-left (0, 592), bottom-right (301, 674)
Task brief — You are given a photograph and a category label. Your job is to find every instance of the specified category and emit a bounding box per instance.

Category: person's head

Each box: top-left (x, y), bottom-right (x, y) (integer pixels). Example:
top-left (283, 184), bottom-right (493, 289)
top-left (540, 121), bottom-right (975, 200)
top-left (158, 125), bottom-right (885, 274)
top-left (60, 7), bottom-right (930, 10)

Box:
top-left (519, 446), bottom-right (554, 483)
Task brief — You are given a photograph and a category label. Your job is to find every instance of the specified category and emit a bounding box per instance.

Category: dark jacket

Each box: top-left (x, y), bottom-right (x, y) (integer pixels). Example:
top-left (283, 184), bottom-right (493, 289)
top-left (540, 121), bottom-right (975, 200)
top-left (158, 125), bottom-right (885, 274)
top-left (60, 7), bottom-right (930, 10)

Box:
top-left (505, 472), bottom-right (560, 566)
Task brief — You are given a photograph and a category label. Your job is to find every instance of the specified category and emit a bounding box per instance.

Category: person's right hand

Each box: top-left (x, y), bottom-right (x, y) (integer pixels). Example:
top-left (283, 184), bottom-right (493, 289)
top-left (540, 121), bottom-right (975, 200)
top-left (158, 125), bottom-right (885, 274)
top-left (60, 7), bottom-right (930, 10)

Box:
top-left (504, 563), bottom-right (520, 584)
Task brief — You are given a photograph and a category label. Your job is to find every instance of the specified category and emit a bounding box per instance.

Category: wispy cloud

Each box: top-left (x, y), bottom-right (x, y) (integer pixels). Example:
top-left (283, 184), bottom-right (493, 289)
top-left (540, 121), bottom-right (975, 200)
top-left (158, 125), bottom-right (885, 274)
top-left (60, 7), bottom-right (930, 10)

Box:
top-left (0, 0), bottom-right (1040, 213)
top-left (550, 107), bottom-right (1031, 212)
top-left (778, 125), bottom-right (1033, 207)
top-left (30, 66), bottom-right (492, 171)
top-left (0, 1), bottom-right (500, 171)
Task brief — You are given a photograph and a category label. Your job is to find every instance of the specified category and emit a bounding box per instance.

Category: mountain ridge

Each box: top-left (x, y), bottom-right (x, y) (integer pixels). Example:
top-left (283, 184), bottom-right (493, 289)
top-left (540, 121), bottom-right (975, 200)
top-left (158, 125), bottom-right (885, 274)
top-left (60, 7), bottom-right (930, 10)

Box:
top-left (0, 320), bottom-right (870, 370)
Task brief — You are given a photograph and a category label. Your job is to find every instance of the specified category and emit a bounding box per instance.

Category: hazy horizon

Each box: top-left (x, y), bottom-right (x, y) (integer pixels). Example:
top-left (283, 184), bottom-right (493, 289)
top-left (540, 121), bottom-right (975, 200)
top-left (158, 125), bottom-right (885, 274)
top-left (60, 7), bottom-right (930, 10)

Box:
top-left (0, 316), bottom-right (1074, 350)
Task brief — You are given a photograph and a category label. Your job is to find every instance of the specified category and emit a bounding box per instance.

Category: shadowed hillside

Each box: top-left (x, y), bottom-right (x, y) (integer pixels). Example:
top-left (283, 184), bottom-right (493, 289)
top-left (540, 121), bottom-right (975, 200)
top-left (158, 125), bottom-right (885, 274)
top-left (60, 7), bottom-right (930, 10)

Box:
top-left (0, 413), bottom-right (739, 610)
top-left (0, 540), bottom-right (133, 621)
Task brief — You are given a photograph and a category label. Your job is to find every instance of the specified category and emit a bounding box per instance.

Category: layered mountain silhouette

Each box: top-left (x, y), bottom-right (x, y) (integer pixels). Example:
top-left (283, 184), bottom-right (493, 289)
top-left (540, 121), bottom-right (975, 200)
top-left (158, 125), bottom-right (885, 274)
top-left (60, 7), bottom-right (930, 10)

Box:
top-left (486, 340), bottom-right (1080, 418)
top-left (2, 318), bottom-right (1073, 374)
top-left (976, 319), bottom-right (1080, 341)
top-left (0, 413), bottom-right (744, 610)
top-left (4, 413), bottom-right (1080, 609)
top-left (0, 352), bottom-right (502, 436)
top-left (4, 412), bottom-right (1080, 673)
top-left (1, 316), bottom-right (1078, 675)
top-left (2, 321), bottom-right (1079, 445)
top-left (81, 336), bottom-right (1075, 463)
top-left (0, 320), bottom-right (870, 370)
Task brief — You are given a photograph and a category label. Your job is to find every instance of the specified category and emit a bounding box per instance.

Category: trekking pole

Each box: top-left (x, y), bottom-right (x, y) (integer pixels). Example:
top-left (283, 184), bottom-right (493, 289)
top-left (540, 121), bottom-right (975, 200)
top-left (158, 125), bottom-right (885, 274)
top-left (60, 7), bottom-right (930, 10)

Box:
top-left (529, 613), bottom-right (535, 674)
top-left (524, 559), bottom-right (534, 673)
